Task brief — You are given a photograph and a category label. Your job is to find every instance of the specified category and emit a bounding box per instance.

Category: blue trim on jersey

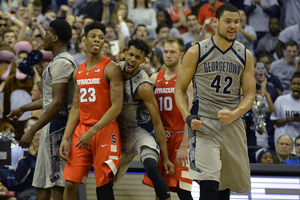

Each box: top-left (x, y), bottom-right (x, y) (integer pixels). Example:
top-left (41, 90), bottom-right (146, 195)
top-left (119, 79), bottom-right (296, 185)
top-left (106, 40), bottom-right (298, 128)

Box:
top-left (196, 42), bottom-right (201, 68)
top-left (211, 37), bottom-right (234, 54)
top-left (190, 98), bottom-right (199, 115)
top-left (244, 47), bottom-right (247, 68)
top-left (189, 129), bottom-right (202, 173)
top-left (198, 46), bottom-right (216, 64)
top-left (231, 48), bottom-right (246, 68)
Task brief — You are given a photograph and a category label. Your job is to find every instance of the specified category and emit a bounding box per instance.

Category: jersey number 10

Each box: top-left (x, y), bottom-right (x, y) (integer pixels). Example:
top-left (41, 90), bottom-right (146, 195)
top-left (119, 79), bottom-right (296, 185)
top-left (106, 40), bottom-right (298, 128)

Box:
top-left (159, 96), bottom-right (173, 111)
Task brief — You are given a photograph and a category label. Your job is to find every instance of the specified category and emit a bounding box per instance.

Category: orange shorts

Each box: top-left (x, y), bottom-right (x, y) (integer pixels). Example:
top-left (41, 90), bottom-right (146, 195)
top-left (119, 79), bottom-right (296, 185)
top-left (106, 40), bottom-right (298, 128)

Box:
top-left (63, 121), bottom-right (122, 187)
top-left (143, 132), bottom-right (192, 192)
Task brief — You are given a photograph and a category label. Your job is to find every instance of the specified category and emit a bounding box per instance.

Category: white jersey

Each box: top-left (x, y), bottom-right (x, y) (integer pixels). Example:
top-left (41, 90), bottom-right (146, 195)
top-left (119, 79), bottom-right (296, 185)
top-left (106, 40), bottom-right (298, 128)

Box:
top-left (192, 38), bottom-right (246, 119)
top-left (117, 61), bottom-right (155, 133)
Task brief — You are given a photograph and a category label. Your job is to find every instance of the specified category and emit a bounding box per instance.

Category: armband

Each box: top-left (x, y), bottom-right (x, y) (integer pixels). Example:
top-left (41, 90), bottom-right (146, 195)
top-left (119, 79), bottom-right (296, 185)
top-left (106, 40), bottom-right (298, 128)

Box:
top-left (10, 16), bottom-right (15, 22)
top-left (186, 115), bottom-right (201, 128)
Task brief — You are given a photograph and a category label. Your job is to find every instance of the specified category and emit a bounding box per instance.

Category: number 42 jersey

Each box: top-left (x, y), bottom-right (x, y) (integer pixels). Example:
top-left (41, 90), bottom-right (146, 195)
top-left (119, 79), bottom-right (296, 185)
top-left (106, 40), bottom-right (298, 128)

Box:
top-left (192, 38), bottom-right (246, 119)
top-left (155, 69), bottom-right (185, 132)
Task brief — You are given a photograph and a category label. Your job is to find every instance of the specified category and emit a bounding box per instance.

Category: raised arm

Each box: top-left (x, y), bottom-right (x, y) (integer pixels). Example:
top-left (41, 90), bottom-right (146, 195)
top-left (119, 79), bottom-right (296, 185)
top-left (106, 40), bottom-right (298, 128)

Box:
top-left (138, 83), bottom-right (174, 175)
top-left (60, 68), bottom-right (80, 161)
top-left (75, 62), bottom-right (123, 149)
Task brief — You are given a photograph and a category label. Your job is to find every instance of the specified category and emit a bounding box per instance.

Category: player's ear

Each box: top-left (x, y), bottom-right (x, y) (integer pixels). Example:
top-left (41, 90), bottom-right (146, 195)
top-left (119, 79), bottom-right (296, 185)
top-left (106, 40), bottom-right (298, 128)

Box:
top-left (213, 17), bottom-right (218, 27)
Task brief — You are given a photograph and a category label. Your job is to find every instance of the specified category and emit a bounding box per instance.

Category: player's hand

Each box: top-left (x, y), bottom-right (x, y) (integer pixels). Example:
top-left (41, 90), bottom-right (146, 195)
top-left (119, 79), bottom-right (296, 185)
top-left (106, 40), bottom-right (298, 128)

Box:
top-left (19, 130), bottom-right (35, 148)
top-left (76, 131), bottom-right (94, 149)
top-left (28, 143), bottom-right (38, 156)
top-left (59, 139), bottom-right (69, 161)
top-left (191, 118), bottom-right (204, 130)
top-left (163, 158), bottom-right (175, 175)
top-left (7, 107), bottom-right (24, 120)
top-left (217, 108), bottom-right (236, 125)
top-left (176, 146), bottom-right (188, 167)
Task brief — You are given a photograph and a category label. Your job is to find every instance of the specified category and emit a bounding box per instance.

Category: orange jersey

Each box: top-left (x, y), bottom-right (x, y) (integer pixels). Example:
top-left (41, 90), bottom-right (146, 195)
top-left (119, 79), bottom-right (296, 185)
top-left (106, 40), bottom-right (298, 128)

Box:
top-left (76, 56), bottom-right (112, 125)
top-left (165, 7), bottom-right (191, 34)
top-left (154, 69), bottom-right (185, 131)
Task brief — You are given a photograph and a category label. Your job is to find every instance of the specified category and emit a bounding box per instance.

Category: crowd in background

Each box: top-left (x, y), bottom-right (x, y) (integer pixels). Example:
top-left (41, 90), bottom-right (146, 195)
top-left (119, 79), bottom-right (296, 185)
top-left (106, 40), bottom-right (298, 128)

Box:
top-left (0, 0), bottom-right (299, 198)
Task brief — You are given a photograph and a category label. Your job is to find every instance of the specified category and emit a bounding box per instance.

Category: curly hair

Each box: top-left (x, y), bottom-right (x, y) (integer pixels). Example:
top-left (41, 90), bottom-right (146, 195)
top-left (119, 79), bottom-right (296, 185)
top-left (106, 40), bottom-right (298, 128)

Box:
top-left (84, 21), bottom-right (106, 38)
top-left (49, 19), bottom-right (72, 43)
top-left (215, 4), bottom-right (239, 20)
top-left (127, 38), bottom-right (150, 56)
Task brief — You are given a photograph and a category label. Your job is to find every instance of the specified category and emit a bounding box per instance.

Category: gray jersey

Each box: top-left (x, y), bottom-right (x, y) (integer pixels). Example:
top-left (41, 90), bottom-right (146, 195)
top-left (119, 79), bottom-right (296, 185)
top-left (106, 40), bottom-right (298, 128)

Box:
top-left (192, 38), bottom-right (246, 119)
top-left (43, 52), bottom-right (77, 116)
top-left (117, 61), bottom-right (155, 132)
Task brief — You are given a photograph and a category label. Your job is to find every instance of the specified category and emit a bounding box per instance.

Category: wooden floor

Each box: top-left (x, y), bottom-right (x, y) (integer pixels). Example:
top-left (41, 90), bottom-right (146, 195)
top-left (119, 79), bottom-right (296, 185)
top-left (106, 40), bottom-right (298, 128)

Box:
top-left (86, 173), bottom-right (181, 200)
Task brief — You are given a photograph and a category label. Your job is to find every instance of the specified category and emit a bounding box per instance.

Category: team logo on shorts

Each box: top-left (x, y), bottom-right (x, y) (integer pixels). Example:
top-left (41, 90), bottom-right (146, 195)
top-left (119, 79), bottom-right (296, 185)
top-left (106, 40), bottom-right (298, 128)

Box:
top-left (112, 133), bottom-right (116, 144)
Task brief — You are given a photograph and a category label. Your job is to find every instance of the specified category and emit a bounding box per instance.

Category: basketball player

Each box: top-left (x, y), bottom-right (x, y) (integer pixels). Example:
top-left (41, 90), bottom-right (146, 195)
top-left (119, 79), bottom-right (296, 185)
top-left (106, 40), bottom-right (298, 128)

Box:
top-left (175, 4), bottom-right (255, 200)
top-left (59, 21), bottom-right (123, 200)
top-left (114, 38), bottom-right (174, 200)
top-left (7, 19), bottom-right (76, 200)
top-left (143, 37), bottom-right (193, 200)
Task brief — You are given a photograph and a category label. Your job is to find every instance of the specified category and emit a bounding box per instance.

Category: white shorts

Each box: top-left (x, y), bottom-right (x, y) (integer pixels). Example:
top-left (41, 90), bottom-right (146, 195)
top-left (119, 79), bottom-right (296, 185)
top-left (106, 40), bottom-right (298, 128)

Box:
top-left (189, 117), bottom-right (251, 193)
top-left (32, 114), bottom-right (68, 188)
top-left (113, 126), bottom-right (160, 185)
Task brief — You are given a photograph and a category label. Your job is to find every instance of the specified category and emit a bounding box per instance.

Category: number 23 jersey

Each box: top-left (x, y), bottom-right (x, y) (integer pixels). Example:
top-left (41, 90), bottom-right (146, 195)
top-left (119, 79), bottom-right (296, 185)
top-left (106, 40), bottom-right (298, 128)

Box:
top-left (192, 37), bottom-right (246, 119)
top-left (155, 69), bottom-right (185, 131)
top-left (76, 56), bottom-right (112, 125)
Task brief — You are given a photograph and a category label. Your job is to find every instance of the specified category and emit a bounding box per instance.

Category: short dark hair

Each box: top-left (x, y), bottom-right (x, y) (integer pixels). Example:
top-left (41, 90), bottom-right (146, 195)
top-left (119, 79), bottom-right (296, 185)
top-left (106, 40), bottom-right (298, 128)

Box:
top-left (164, 37), bottom-right (184, 53)
top-left (128, 38), bottom-right (150, 56)
top-left (215, 4), bottom-right (239, 20)
top-left (49, 19), bottom-right (72, 43)
top-left (25, 116), bottom-right (39, 128)
top-left (84, 21), bottom-right (106, 38)
top-left (33, 0), bottom-right (42, 7)
top-left (284, 40), bottom-right (298, 50)
top-left (156, 23), bottom-right (169, 34)
top-left (134, 24), bottom-right (147, 35)
top-left (75, 34), bottom-right (85, 53)
top-left (291, 72), bottom-right (300, 83)
top-left (186, 13), bottom-right (197, 21)
top-left (2, 30), bottom-right (17, 40)
top-left (295, 135), bottom-right (300, 145)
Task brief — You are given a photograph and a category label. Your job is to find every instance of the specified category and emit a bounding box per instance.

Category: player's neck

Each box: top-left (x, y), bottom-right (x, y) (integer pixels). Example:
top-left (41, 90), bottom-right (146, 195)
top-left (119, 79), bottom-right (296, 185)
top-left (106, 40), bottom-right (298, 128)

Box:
top-left (52, 45), bottom-right (67, 58)
top-left (86, 54), bottom-right (103, 70)
top-left (213, 35), bottom-right (233, 51)
top-left (164, 64), bottom-right (180, 80)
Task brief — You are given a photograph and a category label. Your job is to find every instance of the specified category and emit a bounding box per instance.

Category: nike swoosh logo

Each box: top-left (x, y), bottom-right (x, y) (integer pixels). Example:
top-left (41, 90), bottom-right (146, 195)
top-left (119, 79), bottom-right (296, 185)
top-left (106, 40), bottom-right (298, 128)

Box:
top-left (78, 71), bottom-right (83, 74)
top-left (101, 144), bottom-right (108, 147)
top-left (157, 79), bottom-right (163, 82)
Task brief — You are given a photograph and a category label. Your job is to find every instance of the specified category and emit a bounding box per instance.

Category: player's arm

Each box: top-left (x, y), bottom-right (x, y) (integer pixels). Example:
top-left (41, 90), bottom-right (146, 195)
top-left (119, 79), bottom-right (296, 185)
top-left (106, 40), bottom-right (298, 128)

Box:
top-left (218, 49), bottom-right (255, 124)
top-left (7, 98), bottom-right (43, 120)
top-left (138, 83), bottom-right (174, 175)
top-left (150, 72), bottom-right (158, 83)
top-left (176, 82), bottom-right (193, 167)
top-left (19, 76), bottom-right (71, 148)
top-left (76, 62), bottom-right (123, 149)
top-left (175, 45), bottom-right (203, 130)
top-left (60, 68), bottom-right (80, 161)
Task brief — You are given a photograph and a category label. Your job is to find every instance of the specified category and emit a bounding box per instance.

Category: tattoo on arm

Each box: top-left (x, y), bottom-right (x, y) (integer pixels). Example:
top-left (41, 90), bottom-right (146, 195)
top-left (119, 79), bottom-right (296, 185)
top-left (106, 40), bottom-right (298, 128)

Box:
top-left (92, 124), bottom-right (101, 132)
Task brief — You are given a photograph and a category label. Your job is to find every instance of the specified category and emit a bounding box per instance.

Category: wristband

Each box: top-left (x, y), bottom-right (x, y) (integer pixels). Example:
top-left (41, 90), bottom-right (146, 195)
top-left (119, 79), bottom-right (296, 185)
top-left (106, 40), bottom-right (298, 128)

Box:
top-left (38, 26), bottom-right (43, 30)
top-left (10, 16), bottom-right (15, 22)
top-left (186, 115), bottom-right (201, 128)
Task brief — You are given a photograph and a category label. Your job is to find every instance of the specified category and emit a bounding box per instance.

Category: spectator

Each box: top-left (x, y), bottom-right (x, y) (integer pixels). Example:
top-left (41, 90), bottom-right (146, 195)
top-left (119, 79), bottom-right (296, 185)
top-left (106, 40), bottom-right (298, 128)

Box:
top-left (0, 17), bottom-right (8, 37)
top-left (197, 0), bottom-right (223, 34)
top-left (31, 0), bottom-right (44, 23)
top-left (125, 19), bottom-right (135, 39)
top-left (256, 51), bottom-right (283, 95)
top-left (0, 44), bottom-right (16, 82)
top-left (2, 30), bottom-right (17, 48)
top-left (256, 18), bottom-right (280, 56)
top-left (244, 0), bottom-right (279, 42)
top-left (72, 34), bottom-right (87, 66)
top-left (283, 135), bottom-right (300, 165)
top-left (153, 23), bottom-right (170, 53)
top-left (111, 1), bottom-right (128, 26)
top-left (270, 72), bottom-right (300, 147)
top-left (11, 117), bottom-right (39, 169)
top-left (133, 24), bottom-right (148, 41)
top-left (14, 132), bottom-right (41, 199)
top-left (78, 0), bottom-right (115, 24)
top-left (165, 0), bottom-right (192, 34)
top-left (30, 82), bottom-right (43, 119)
top-left (278, 0), bottom-right (300, 30)
top-left (269, 41), bottom-right (299, 95)
top-left (255, 148), bottom-right (274, 164)
top-left (156, 10), bottom-right (180, 38)
top-left (235, 9), bottom-right (257, 55)
top-left (139, 56), bottom-right (156, 77)
top-left (128, 0), bottom-right (157, 38)
top-left (272, 135), bottom-right (295, 164)
top-left (275, 24), bottom-right (300, 59)
top-left (180, 13), bottom-right (199, 46)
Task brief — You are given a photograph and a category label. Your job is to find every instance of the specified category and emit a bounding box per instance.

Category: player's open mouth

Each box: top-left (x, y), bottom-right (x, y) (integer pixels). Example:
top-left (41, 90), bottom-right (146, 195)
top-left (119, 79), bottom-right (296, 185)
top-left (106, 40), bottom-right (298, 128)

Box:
top-left (127, 64), bottom-right (134, 70)
top-left (92, 45), bottom-right (100, 50)
top-left (293, 90), bottom-right (299, 96)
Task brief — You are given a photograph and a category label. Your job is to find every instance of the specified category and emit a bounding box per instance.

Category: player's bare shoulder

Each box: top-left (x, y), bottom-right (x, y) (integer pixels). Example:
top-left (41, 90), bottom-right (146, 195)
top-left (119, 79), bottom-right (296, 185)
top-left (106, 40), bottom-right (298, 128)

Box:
top-left (104, 60), bottom-right (123, 83)
top-left (150, 72), bottom-right (159, 83)
top-left (135, 82), bottom-right (154, 101)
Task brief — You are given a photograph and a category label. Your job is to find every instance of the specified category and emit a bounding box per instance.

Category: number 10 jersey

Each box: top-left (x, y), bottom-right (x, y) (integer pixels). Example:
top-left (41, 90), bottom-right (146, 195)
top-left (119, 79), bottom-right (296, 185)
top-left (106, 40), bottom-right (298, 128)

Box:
top-left (155, 69), bottom-right (185, 132)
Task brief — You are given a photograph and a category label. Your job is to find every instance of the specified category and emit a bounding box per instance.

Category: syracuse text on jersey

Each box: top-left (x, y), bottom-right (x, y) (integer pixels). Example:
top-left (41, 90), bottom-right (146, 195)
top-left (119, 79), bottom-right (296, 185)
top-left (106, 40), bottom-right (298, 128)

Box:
top-left (204, 61), bottom-right (242, 75)
top-left (154, 87), bottom-right (175, 94)
top-left (77, 78), bottom-right (101, 85)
